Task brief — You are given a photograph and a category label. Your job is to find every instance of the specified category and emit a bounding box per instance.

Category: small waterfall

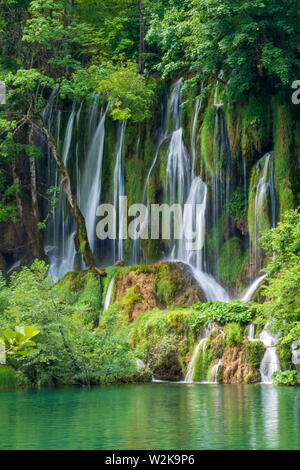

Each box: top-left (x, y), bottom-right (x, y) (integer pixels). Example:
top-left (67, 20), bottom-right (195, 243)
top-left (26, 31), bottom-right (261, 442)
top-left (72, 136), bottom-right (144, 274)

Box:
top-left (248, 324), bottom-right (256, 341)
top-left (241, 275), bottom-right (266, 302)
top-left (252, 153), bottom-right (276, 275)
top-left (185, 324), bottom-right (225, 383)
top-left (113, 121), bottom-right (126, 262)
top-left (210, 359), bottom-right (223, 383)
top-left (103, 277), bottom-right (115, 312)
top-left (259, 323), bottom-right (280, 383)
top-left (166, 128), bottom-right (191, 208)
top-left (185, 338), bottom-right (207, 383)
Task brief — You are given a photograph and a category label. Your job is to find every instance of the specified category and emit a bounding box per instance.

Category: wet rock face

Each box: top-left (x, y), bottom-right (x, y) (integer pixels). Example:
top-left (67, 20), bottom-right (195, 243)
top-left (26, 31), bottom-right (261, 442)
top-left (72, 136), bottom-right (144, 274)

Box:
top-left (115, 270), bottom-right (157, 321)
top-left (219, 346), bottom-right (248, 384)
top-left (114, 261), bottom-right (206, 321)
top-left (152, 350), bottom-right (183, 381)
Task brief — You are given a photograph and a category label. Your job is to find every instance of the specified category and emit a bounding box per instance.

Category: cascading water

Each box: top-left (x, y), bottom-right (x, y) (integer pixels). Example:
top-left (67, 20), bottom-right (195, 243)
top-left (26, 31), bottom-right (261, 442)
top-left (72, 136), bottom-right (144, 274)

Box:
top-left (46, 101), bottom-right (77, 280)
top-left (185, 323), bottom-right (214, 382)
top-left (79, 107), bottom-right (107, 256)
top-left (210, 359), bottom-right (223, 383)
top-left (185, 325), bottom-right (225, 384)
top-left (191, 94), bottom-right (201, 179)
top-left (103, 277), bottom-right (115, 312)
top-left (259, 323), bottom-right (280, 383)
top-left (165, 80), bottom-right (230, 302)
top-left (248, 324), bottom-right (256, 341)
top-left (113, 121), bottom-right (126, 262)
top-left (185, 338), bottom-right (207, 383)
top-left (252, 153), bottom-right (276, 276)
top-left (241, 275), bottom-right (266, 303)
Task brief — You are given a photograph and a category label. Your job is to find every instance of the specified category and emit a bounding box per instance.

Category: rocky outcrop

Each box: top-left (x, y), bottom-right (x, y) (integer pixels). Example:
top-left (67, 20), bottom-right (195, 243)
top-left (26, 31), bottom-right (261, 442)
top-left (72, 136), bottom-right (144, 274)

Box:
top-left (114, 261), bottom-right (206, 321)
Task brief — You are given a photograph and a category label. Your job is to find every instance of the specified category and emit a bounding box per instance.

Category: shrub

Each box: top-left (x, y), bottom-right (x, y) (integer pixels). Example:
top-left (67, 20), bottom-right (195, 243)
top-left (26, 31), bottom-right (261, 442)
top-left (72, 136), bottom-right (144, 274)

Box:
top-left (272, 370), bottom-right (300, 386)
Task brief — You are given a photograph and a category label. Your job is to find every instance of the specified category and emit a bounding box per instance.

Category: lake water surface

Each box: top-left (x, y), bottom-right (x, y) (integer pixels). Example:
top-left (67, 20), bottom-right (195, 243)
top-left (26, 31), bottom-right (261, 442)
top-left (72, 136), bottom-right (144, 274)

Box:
top-left (0, 383), bottom-right (299, 450)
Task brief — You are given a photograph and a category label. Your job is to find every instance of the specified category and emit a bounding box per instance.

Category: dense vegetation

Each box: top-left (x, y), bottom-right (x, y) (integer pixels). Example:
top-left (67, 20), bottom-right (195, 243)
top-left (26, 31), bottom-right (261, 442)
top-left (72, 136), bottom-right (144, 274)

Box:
top-left (0, 1), bottom-right (299, 387)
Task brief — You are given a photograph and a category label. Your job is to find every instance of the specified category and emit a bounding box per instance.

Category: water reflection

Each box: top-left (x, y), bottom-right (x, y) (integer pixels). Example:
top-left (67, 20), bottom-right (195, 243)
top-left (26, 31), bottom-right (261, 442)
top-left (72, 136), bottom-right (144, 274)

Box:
top-left (0, 384), bottom-right (299, 450)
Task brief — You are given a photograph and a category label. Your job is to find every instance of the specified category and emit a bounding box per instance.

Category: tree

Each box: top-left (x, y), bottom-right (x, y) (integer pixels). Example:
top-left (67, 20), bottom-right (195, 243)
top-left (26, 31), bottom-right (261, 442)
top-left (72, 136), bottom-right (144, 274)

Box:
top-left (0, 326), bottom-right (40, 356)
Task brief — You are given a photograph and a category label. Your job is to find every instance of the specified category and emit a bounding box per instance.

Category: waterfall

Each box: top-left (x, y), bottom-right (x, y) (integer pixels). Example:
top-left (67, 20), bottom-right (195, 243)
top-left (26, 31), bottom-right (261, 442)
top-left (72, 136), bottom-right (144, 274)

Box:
top-left (113, 121), bottom-right (126, 262)
top-left (184, 325), bottom-right (225, 384)
top-left (252, 153), bottom-right (276, 275)
top-left (47, 101), bottom-right (77, 281)
top-left (185, 338), bottom-right (207, 383)
top-left (44, 96), bottom-right (108, 280)
top-left (241, 275), bottom-right (266, 302)
top-left (162, 79), bottom-right (230, 301)
top-left (103, 277), bottom-right (115, 312)
top-left (166, 79), bottom-right (191, 208)
top-left (259, 323), bottom-right (280, 383)
top-left (248, 324), bottom-right (256, 341)
top-left (80, 108), bottom-right (107, 254)
top-left (210, 358), bottom-right (223, 383)
top-left (185, 323), bottom-right (214, 382)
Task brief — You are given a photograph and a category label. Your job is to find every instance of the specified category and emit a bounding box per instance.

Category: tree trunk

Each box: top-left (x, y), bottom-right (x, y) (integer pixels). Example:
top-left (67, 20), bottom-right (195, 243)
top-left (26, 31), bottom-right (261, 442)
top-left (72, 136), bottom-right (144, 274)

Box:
top-left (40, 121), bottom-right (95, 269)
top-left (136, 0), bottom-right (145, 75)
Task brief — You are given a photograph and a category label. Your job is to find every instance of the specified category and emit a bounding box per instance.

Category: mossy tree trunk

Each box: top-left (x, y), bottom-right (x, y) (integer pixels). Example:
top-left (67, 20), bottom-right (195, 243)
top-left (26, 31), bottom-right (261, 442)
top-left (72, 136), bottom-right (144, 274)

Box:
top-left (40, 120), bottom-right (95, 269)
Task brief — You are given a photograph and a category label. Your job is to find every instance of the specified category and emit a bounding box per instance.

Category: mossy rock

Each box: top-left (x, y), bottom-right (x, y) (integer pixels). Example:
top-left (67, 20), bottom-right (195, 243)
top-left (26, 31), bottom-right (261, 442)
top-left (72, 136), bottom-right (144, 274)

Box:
top-left (55, 269), bottom-right (101, 325)
top-left (219, 237), bottom-right (248, 290)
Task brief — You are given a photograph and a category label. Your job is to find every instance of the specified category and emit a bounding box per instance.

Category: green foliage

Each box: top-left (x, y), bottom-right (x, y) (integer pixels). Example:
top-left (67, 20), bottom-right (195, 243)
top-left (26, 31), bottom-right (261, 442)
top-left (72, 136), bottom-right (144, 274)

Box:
top-left (148, 0), bottom-right (300, 98)
top-left (97, 62), bottom-right (154, 121)
top-left (225, 323), bottom-right (243, 347)
top-left (273, 97), bottom-right (294, 217)
top-left (0, 325), bottom-right (40, 356)
top-left (260, 208), bottom-right (300, 275)
top-left (0, 260), bottom-right (137, 386)
top-left (201, 106), bottom-right (215, 177)
top-left (0, 366), bottom-right (16, 389)
top-left (193, 301), bottom-right (253, 325)
top-left (225, 187), bottom-right (248, 222)
top-left (273, 370), bottom-right (300, 387)
top-left (219, 237), bottom-right (248, 288)
top-left (255, 209), bottom-right (300, 363)
top-left (245, 339), bottom-right (265, 367)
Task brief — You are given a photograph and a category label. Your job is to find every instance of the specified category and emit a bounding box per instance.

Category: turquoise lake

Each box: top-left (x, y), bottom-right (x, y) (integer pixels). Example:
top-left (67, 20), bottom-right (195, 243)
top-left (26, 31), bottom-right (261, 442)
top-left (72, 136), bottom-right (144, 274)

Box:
top-left (0, 383), bottom-right (299, 450)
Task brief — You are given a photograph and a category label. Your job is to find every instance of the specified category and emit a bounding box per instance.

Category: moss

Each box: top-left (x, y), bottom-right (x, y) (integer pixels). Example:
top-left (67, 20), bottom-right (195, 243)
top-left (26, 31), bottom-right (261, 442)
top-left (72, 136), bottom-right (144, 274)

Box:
top-left (244, 339), bottom-right (265, 369)
top-left (0, 366), bottom-right (16, 389)
top-left (277, 342), bottom-right (293, 371)
top-left (192, 328), bottom-right (224, 382)
top-left (225, 323), bottom-right (243, 347)
top-left (241, 94), bottom-right (271, 161)
top-left (219, 237), bottom-right (248, 289)
top-left (192, 344), bottom-right (213, 382)
top-left (55, 269), bottom-right (101, 325)
top-left (244, 339), bottom-right (265, 383)
top-left (248, 154), bottom-right (273, 247)
top-left (272, 95), bottom-right (294, 218)
top-left (201, 106), bottom-right (216, 177)
top-left (119, 286), bottom-right (141, 323)
top-left (226, 103), bottom-right (242, 158)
